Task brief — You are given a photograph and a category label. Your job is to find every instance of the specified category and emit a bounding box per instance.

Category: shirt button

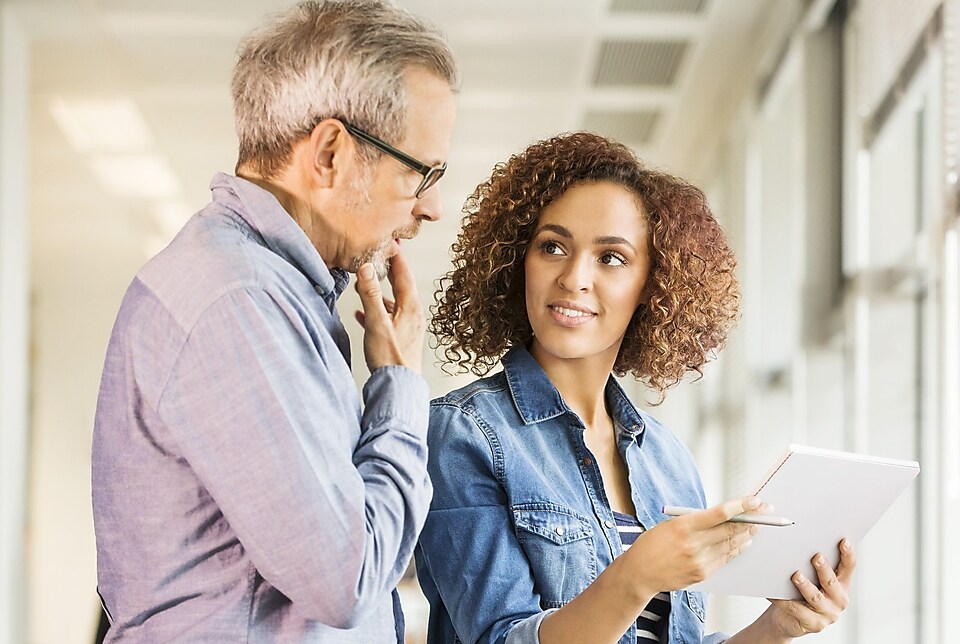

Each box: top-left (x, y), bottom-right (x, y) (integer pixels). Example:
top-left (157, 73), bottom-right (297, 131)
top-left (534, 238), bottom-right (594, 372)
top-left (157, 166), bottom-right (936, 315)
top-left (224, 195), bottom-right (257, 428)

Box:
top-left (582, 457), bottom-right (593, 467)
top-left (604, 520), bottom-right (614, 529)
top-left (555, 526), bottom-right (565, 536)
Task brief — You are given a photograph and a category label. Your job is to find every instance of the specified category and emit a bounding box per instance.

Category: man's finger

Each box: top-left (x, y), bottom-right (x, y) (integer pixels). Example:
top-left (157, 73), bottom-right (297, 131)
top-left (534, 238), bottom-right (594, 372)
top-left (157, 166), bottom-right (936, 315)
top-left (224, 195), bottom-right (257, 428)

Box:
top-left (356, 263), bottom-right (388, 323)
top-left (387, 252), bottom-right (420, 308)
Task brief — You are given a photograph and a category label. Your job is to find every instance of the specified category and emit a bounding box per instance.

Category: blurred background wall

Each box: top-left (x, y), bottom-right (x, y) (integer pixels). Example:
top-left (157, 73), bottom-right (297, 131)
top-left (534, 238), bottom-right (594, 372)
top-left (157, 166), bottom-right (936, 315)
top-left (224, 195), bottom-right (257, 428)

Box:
top-left (1, 0), bottom-right (959, 642)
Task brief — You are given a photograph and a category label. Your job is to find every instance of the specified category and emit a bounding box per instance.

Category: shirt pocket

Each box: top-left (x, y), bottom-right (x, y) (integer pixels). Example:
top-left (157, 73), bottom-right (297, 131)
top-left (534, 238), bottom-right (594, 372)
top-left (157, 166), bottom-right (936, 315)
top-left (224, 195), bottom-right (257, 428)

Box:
top-left (512, 503), bottom-right (597, 609)
top-left (683, 589), bottom-right (706, 622)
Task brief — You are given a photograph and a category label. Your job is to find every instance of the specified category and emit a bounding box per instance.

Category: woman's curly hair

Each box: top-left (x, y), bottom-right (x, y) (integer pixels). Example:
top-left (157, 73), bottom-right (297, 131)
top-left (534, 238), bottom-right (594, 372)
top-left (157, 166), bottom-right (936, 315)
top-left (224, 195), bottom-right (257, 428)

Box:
top-left (430, 131), bottom-right (740, 398)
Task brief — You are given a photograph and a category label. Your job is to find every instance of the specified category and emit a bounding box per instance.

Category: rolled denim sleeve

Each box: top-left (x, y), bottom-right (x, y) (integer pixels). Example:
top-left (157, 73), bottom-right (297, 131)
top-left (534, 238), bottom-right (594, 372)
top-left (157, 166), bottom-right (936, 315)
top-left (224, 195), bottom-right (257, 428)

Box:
top-left (416, 402), bottom-right (551, 644)
top-left (504, 610), bottom-right (557, 644)
top-left (156, 286), bottom-right (429, 627)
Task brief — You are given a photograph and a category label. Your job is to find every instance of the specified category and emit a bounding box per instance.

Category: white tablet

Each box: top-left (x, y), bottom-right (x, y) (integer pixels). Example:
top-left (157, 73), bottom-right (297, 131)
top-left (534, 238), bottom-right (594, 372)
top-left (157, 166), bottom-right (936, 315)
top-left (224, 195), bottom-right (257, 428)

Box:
top-left (689, 444), bottom-right (920, 599)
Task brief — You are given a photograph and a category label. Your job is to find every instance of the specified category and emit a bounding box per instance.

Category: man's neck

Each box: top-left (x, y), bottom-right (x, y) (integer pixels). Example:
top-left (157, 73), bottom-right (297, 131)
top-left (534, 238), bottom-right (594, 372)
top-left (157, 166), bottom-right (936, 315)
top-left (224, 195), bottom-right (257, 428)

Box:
top-left (236, 166), bottom-right (340, 269)
top-left (237, 167), bottom-right (300, 218)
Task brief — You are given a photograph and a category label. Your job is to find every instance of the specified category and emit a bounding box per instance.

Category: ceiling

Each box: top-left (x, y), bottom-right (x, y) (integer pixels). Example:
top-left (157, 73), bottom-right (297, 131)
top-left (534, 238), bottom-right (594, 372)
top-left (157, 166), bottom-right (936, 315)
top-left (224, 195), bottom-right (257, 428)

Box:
top-left (14, 0), bottom-right (778, 390)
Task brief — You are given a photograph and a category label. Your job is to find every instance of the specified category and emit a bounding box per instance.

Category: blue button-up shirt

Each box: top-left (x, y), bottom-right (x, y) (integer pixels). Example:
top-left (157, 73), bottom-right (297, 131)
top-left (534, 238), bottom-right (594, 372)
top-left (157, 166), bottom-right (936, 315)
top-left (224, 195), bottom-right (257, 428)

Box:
top-left (92, 173), bottom-right (430, 642)
top-left (416, 346), bottom-right (727, 644)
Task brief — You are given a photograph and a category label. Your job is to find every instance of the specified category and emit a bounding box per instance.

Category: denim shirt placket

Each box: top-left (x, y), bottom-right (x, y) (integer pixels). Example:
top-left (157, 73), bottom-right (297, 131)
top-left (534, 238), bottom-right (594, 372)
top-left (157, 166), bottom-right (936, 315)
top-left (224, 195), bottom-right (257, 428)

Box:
top-left (617, 419), bottom-right (705, 643)
top-left (567, 412), bottom-right (643, 644)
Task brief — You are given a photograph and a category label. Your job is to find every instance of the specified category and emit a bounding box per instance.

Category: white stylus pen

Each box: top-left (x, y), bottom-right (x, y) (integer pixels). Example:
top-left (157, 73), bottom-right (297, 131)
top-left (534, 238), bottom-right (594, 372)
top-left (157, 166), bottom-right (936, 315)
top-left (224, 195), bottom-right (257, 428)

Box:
top-left (661, 505), bottom-right (795, 527)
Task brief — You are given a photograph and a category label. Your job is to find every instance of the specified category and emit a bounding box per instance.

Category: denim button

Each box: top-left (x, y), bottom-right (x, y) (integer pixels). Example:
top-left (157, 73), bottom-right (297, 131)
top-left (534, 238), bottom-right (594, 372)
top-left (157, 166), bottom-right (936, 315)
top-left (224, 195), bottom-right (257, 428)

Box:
top-left (604, 520), bottom-right (614, 529)
top-left (555, 526), bottom-right (564, 536)
top-left (582, 457), bottom-right (593, 467)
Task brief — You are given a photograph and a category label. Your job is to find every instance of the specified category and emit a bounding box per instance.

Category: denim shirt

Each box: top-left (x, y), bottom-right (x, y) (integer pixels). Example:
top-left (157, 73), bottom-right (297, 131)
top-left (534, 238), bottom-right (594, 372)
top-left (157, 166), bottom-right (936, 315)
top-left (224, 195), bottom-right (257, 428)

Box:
top-left (92, 173), bottom-right (429, 642)
top-left (416, 346), bottom-right (728, 644)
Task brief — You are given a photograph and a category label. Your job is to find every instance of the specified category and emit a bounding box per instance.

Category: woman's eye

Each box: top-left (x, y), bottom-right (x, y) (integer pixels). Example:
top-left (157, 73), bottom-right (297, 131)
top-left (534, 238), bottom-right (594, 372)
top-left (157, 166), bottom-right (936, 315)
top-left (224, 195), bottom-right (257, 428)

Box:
top-left (540, 241), bottom-right (563, 255)
top-left (600, 252), bottom-right (626, 266)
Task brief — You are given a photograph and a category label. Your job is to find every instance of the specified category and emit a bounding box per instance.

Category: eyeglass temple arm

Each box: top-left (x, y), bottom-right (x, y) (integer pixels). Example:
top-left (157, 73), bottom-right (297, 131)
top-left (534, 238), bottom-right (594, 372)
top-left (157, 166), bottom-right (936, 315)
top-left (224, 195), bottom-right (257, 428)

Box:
top-left (343, 123), bottom-right (433, 175)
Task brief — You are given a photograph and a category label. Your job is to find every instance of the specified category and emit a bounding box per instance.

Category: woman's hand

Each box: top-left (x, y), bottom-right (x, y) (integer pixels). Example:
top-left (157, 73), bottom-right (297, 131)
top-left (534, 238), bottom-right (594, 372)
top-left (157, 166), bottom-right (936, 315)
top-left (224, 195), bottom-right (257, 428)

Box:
top-left (541, 496), bottom-right (764, 644)
top-left (619, 496), bottom-right (762, 602)
top-left (742, 539), bottom-right (856, 642)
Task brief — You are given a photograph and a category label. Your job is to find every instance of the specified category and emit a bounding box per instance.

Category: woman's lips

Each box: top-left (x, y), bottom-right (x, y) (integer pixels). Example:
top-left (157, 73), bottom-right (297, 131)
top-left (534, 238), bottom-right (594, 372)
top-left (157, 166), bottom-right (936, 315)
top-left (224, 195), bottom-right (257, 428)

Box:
top-left (548, 303), bottom-right (596, 327)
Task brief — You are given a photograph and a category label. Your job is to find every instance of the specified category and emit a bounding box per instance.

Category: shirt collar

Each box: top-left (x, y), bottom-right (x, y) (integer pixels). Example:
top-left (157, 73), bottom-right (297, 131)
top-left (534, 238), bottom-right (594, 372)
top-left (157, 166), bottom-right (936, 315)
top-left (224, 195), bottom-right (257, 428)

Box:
top-left (501, 345), bottom-right (646, 439)
top-left (503, 345), bottom-right (567, 424)
top-left (605, 378), bottom-right (647, 439)
top-left (208, 172), bottom-right (349, 301)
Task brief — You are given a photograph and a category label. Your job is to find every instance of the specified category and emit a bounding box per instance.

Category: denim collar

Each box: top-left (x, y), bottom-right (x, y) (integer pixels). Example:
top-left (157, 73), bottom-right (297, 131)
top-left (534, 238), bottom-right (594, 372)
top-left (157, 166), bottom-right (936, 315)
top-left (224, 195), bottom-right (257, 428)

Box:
top-left (502, 345), bottom-right (646, 439)
top-left (209, 172), bottom-right (350, 302)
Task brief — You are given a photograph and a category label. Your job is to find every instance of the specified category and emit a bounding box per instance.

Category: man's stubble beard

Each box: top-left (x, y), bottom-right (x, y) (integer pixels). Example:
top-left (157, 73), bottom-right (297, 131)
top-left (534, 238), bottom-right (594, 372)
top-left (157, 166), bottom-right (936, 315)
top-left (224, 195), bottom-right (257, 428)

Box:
top-left (347, 171), bottom-right (421, 280)
top-left (352, 219), bottom-right (421, 280)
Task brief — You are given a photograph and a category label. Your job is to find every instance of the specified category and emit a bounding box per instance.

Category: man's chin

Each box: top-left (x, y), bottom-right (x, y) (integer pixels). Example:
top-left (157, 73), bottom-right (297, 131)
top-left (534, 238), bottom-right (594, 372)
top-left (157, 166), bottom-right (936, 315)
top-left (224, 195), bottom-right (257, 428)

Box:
top-left (372, 256), bottom-right (390, 280)
top-left (351, 250), bottom-right (390, 280)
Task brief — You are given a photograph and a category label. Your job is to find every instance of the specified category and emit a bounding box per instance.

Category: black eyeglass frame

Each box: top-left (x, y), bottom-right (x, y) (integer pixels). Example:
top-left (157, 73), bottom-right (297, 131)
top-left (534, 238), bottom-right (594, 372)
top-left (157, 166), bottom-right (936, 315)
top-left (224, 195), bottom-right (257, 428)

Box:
top-left (343, 122), bottom-right (446, 198)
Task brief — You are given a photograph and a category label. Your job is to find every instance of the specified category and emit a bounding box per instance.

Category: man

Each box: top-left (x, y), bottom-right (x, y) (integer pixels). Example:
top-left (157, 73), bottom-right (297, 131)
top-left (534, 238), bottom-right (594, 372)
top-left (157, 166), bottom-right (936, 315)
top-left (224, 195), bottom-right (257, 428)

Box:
top-left (91, 1), bottom-right (458, 641)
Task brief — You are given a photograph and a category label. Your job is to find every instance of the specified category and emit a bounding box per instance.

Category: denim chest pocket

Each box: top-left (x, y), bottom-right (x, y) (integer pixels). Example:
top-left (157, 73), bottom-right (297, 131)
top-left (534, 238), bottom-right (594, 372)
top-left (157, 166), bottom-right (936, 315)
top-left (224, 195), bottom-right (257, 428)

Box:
top-left (512, 503), bottom-right (597, 609)
top-left (684, 589), bottom-right (706, 622)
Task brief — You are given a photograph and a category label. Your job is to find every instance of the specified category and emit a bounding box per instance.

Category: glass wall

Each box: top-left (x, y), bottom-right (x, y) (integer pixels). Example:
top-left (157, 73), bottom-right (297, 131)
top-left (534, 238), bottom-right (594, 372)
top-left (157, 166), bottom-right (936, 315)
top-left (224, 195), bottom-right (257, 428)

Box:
top-left (694, 2), bottom-right (960, 642)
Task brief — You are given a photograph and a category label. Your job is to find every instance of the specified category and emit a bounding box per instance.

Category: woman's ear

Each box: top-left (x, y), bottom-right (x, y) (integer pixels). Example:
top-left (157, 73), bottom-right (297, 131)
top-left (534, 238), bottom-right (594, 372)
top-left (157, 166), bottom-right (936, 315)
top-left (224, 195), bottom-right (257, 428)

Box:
top-left (637, 280), bottom-right (655, 307)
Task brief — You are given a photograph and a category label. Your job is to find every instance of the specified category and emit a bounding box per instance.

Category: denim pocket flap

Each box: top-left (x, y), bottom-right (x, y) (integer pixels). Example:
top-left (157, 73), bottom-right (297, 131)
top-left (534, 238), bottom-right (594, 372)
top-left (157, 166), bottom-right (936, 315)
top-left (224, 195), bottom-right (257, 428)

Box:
top-left (513, 504), bottom-right (592, 545)
top-left (684, 590), bottom-right (706, 622)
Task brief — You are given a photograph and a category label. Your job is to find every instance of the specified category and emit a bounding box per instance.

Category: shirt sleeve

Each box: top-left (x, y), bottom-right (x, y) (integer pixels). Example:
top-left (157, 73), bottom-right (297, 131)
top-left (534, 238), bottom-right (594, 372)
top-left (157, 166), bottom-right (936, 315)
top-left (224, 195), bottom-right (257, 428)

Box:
top-left (416, 401), bottom-right (551, 644)
top-left (155, 286), bottom-right (430, 628)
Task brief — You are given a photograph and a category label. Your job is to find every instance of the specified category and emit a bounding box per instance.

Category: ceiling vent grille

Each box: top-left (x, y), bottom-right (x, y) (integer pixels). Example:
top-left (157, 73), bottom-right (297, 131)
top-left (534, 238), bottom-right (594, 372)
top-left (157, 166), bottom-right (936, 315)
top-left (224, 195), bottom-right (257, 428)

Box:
top-left (583, 109), bottom-right (661, 145)
top-left (611, 0), bottom-right (709, 13)
top-left (593, 40), bottom-right (688, 87)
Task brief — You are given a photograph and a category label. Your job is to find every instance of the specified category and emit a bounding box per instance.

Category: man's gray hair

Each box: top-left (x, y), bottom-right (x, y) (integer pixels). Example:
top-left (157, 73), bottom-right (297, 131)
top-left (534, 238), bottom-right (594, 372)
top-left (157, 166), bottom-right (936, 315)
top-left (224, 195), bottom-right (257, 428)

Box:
top-left (232, 0), bottom-right (459, 178)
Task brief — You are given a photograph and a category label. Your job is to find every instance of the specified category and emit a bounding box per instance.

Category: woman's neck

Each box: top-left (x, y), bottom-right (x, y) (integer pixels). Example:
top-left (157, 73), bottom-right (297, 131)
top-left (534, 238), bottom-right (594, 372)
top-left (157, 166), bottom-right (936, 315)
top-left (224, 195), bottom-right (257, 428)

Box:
top-left (532, 349), bottom-right (613, 428)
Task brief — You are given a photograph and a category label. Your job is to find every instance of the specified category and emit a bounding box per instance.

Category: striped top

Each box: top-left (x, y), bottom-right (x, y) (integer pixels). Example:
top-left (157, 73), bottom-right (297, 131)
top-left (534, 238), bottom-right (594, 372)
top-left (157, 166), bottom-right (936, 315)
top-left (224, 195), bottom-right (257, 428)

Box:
top-left (613, 511), bottom-right (670, 642)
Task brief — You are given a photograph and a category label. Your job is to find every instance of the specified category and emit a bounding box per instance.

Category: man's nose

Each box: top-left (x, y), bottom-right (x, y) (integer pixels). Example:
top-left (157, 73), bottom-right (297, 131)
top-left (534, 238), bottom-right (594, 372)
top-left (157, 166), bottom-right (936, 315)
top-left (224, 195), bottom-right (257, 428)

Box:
top-left (413, 183), bottom-right (443, 222)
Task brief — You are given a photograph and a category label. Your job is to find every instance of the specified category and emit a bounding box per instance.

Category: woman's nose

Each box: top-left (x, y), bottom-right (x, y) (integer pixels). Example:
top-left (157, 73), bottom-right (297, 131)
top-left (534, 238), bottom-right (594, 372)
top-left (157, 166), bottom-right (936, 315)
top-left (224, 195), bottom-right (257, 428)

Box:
top-left (557, 257), bottom-right (591, 292)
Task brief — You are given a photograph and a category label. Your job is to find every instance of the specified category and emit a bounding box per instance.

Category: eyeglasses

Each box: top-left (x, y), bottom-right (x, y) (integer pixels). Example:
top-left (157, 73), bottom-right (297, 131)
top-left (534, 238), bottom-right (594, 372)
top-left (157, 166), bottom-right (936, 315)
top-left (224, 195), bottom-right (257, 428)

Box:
top-left (343, 122), bottom-right (446, 199)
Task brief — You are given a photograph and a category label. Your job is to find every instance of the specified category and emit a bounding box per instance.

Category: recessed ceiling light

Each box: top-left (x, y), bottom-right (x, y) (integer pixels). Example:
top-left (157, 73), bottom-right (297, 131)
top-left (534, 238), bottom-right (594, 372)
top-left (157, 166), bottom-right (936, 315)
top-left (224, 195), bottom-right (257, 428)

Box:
top-left (49, 97), bottom-right (153, 153)
top-left (87, 153), bottom-right (181, 199)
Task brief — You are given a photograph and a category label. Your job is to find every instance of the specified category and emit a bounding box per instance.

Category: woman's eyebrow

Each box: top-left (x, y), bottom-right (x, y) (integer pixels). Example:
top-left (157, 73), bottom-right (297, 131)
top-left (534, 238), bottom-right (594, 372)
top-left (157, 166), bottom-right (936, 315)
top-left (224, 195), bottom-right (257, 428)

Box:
top-left (535, 223), bottom-right (572, 238)
top-left (535, 225), bottom-right (637, 252)
top-left (595, 235), bottom-right (636, 252)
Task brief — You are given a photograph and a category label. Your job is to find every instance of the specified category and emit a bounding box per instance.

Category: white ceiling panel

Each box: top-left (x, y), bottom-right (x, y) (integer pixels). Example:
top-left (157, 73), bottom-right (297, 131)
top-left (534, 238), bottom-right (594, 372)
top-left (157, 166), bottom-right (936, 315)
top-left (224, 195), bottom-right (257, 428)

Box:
top-left (451, 40), bottom-right (586, 90)
top-left (611, 0), bottom-right (710, 13)
top-left (16, 0), bottom-right (779, 396)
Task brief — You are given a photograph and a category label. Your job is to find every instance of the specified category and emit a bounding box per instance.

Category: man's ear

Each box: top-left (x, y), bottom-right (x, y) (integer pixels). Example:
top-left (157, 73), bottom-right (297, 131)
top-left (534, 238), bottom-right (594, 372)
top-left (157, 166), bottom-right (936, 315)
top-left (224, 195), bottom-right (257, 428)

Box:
top-left (308, 119), bottom-right (349, 189)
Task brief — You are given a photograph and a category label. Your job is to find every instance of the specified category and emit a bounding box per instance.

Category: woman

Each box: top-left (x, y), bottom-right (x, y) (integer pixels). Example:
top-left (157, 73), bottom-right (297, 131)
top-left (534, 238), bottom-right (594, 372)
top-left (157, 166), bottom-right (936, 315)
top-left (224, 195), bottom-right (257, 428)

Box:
top-left (415, 132), bottom-right (854, 644)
